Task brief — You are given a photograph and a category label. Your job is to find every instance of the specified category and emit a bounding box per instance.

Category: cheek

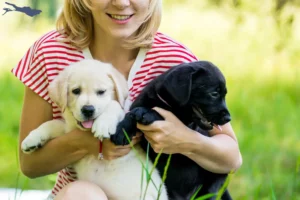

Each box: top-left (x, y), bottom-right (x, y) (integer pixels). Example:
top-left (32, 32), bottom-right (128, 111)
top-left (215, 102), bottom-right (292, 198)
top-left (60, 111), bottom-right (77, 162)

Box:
top-left (67, 95), bottom-right (79, 113)
top-left (71, 95), bottom-right (89, 112)
top-left (93, 96), bottom-right (111, 113)
top-left (132, 0), bottom-right (150, 8)
top-left (135, 2), bottom-right (150, 17)
top-left (90, 0), bottom-right (107, 9)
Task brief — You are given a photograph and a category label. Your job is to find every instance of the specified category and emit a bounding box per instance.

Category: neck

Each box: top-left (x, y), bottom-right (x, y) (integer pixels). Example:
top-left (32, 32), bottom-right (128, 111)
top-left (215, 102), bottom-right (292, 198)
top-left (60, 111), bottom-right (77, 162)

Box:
top-left (89, 27), bottom-right (139, 78)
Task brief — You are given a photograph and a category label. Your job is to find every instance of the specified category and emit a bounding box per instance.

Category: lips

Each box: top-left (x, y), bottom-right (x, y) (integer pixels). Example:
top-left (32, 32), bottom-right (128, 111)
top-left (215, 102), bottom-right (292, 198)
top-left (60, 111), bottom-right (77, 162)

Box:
top-left (107, 13), bottom-right (133, 21)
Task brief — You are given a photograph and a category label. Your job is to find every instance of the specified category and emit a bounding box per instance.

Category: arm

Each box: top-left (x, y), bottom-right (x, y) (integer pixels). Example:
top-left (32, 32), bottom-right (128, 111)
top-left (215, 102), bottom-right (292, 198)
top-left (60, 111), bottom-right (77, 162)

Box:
top-left (181, 123), bottom-right (242, 173)
top-left (20, 87), bottom-right (141, 177)
top-left (138, 107), bottom-right (242, 174)
top-left (19, 87), bottom-right (99, 178)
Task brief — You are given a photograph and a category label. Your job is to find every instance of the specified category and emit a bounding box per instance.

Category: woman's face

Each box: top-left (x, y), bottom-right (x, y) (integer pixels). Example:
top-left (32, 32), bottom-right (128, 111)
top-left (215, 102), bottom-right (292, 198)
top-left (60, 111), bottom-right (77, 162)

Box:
top-left (90, 0), bottom-right (150, 40)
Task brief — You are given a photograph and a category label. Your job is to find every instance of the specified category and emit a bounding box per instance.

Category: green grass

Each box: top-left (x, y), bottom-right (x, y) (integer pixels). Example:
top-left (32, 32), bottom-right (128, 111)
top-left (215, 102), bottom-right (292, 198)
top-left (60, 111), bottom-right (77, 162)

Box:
top-left (1, 1), bottom-right (300, 199)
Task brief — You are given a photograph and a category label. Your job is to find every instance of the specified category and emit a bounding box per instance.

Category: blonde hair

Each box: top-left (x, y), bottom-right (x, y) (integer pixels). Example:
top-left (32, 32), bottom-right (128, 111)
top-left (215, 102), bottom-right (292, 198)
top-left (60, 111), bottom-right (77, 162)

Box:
top-left (56, 0), bottom-right (162, 50)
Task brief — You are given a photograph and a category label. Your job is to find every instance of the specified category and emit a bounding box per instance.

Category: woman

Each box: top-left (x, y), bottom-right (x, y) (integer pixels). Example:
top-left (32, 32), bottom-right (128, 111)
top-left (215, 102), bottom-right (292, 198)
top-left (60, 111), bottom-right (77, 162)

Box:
top-left (12, 0), bottom-right (242, 199)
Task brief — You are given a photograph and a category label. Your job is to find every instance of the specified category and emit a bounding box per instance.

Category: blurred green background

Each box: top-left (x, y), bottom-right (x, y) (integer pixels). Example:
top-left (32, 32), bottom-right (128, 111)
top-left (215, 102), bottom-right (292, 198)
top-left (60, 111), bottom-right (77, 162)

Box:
top-left (0, 0), bottom-right (299, 199)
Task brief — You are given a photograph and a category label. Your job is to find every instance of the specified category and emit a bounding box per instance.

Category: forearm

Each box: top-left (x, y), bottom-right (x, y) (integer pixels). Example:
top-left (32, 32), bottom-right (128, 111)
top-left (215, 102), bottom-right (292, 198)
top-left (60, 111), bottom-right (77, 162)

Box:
top-left (181, 130), bottom-right (242, 174)
top-left (19, 129), bottom-right (91, 178)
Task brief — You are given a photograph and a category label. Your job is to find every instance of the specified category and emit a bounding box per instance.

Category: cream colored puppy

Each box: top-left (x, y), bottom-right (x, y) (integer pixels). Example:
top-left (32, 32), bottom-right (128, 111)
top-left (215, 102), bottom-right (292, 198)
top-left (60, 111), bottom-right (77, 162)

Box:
top-left (21, 59), bottom-right (168, 200)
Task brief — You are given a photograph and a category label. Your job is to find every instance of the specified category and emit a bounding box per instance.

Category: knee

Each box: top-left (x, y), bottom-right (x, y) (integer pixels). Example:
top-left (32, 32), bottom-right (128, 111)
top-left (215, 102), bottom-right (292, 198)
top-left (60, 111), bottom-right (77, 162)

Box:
top-left (54, 181), bottom-right (108, 200)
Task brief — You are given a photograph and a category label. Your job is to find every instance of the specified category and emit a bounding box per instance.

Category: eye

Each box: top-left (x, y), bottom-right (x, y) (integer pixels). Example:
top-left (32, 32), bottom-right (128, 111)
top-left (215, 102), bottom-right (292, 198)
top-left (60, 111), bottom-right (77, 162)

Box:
top-left (72, 88), bottom-right (81, 95)
top-left (210, 91), bottom-right (219, 98)
top-left (97, 90), bottom-right (106, 95)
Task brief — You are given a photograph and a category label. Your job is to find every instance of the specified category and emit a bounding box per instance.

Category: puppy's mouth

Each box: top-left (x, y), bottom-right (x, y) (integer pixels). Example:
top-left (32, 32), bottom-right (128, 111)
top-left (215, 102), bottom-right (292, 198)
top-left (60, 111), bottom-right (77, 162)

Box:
top-left (77, 119), bottom-right (95, 129)
top-left (192, 106), bottom-right (222, 131)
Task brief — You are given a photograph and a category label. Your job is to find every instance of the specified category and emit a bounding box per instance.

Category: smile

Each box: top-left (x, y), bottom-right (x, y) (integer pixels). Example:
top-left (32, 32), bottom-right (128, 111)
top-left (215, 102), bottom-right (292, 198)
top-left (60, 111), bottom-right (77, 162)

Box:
top-left (107, 14), bottom-right (133, 21)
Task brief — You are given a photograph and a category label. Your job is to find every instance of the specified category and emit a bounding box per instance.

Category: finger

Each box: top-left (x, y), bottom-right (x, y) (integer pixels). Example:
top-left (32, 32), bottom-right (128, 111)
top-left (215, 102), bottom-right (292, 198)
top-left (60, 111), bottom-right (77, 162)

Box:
top-left (131, 137), bottom-right (142, 145)
top-left (144, 134), bottom-right (156, 145)
top-left (115, 148), bottom-right (131, 157)
top-left (104, 155), bottom-right (117, 161)
top-left (152, 107), bottom-right (173, 119)
top-left (137, 122), bottom-right (161, 131)
top-left (135, 132), bottom-right (143, 137)
top-left (116, 144), bottom-right (132, 149)
top-left (132, 135), bottom-right (142, 140)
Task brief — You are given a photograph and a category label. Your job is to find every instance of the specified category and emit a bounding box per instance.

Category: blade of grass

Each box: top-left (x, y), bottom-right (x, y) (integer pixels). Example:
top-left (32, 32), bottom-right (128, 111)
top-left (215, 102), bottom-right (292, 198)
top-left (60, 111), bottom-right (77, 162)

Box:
top-left (216, 173), bottom-right (231, 200)
top-left (146, 142), bottom-right (150, 181)
top-left (143, 148), bottom-right (163, 200)
top-left (140, 161), bottom-right (144, 200)
top-left (190, 186), bottom-right (203, 200)
top-left (157, 154), bottom-right (172, 200)
top-left (122, 130), bottom-right (158, 191)
top-left (195, 193), bottom-right (217, 200)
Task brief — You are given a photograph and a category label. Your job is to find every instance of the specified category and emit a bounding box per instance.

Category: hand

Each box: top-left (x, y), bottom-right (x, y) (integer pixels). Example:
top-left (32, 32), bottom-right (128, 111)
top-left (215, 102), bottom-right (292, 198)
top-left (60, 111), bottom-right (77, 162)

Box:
top-left (76, 129), bottom-right (142, 160)
top-left (137, 107), bottom-right (194, 154)
top-left (101, 132), bottom-right (142, 160)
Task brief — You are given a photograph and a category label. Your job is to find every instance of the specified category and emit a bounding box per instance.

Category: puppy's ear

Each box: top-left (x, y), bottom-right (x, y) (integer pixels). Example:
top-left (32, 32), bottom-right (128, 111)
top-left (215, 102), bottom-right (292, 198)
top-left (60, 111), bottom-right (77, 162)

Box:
top-left (108, 67), bottom-right (128, 108)
top-left (159, 63), bottom-right (209, 106)
top-left (48, 69), bottom-right (69, 112)
top-left (159, 66), bottom-right (194, 106)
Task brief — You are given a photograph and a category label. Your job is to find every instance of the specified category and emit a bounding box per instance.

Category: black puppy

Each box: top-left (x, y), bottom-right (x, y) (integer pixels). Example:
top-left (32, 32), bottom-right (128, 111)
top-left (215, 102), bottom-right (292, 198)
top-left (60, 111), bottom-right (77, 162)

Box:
top-left (111, 61), bottom-right (232, 200)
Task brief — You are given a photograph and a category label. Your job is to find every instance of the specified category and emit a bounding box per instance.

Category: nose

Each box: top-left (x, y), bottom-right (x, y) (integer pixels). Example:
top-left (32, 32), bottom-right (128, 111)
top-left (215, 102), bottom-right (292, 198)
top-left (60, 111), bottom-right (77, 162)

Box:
top-left (221, 111), bottom-right (231, 123)
top-left (81, 105), bottom-right (95, 118)
top-left (112, 0), bottom-right (130, 9)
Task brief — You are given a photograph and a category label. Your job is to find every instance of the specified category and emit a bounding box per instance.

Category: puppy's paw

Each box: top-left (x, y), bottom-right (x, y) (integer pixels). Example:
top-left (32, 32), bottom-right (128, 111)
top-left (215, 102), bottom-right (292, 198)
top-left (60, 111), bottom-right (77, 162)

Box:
top-left (111, 124), bottom-right (130, 145)
top-left (21, 130), bottom-right (48, 154)
top-left (131, 107), bottom-right (163, 125)
top-left (110, 115), bottom-right (137, 146)
top-left (92, 115), bottom-right (118, 140)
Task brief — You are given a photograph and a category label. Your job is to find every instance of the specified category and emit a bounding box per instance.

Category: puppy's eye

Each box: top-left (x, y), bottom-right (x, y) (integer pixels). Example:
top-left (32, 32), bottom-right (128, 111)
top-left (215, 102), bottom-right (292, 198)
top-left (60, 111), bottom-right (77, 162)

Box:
top-left (97, 90), bottom-right (106, 95)
top-left (72, 88), bottom-right (81, 95)
top-left (210, 92), bottom-right (219, 98)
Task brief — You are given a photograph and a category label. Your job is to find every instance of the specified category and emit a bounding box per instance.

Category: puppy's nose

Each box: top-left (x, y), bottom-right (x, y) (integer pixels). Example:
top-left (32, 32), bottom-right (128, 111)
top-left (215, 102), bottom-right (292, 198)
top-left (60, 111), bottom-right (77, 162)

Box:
top-left (221, 111), bottom-right (231, 123)
top-left (223, 115), bottom-right (231, 123)
top-left (81, 105), bottom-right (95, 118)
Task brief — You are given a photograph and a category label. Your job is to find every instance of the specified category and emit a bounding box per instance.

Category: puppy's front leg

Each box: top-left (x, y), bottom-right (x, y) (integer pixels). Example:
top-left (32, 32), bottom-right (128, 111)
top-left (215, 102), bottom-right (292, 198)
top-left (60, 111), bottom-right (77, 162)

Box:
top-left (21, 120), bottom-right (65, 153)
top-left (110, 112), bottom-right (138, 145)
top-left (131, 107), bottom-right (164, 125)
top-left (92, 101), bottom-right (125, 140)
top-left (111, 107), bottom-right (164, 145)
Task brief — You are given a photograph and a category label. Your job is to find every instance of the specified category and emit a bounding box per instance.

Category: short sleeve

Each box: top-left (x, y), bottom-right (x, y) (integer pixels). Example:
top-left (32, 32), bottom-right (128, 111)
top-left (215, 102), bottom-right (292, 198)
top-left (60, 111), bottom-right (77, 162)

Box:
top-left (11, 42), bottom-right (51, 104)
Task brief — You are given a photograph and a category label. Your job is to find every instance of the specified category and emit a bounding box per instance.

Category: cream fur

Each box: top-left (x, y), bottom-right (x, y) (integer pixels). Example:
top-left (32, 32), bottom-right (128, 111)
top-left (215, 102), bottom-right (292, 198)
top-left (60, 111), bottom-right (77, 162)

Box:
top-left (21, 59), bottom-right (168, 200)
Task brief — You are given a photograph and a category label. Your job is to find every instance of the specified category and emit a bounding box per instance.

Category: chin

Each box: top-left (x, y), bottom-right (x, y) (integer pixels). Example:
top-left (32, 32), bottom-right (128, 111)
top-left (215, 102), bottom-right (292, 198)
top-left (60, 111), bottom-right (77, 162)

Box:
top-left (110, 29), bottom-right (139, 40)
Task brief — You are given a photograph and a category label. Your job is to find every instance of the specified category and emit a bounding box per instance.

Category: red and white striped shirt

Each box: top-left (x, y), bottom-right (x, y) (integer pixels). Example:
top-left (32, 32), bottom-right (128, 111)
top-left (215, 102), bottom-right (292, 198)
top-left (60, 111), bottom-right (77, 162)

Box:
top-left (12, 30), bottom-right (198, 199)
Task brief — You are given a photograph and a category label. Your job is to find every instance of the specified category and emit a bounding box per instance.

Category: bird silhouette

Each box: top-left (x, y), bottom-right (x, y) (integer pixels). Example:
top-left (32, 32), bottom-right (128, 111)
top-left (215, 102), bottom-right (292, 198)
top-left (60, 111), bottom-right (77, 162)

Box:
top-left (2, 2), bottom-right (42, 17)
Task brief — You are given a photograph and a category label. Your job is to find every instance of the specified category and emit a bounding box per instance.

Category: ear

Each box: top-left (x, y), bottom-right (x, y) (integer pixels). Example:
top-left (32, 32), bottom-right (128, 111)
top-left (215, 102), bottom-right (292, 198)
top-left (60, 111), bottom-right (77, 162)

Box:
top-left (107, 67), bottom-right (128, 108)
top-left (158, 65), bottom-right (194, 106)
top-left (48, 69), bottom-right (69, 112)
top-left (158, 62), bottom-right (209, 106)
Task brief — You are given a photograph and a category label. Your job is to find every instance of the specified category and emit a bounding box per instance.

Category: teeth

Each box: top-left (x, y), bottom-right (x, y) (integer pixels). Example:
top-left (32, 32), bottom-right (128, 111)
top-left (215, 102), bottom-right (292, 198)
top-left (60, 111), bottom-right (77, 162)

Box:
top-left (110, 14), bottom-right (131, 20)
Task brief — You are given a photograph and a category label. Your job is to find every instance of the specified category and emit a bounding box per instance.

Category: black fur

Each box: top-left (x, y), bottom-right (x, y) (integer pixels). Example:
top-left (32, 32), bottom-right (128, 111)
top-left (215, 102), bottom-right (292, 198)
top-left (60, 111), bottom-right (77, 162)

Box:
top-left (111, 61), bottom-right (232, 200)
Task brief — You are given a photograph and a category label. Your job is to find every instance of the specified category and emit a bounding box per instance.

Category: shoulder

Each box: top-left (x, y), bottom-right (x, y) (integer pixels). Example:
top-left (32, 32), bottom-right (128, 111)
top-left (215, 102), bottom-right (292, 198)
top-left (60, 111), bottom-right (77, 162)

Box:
top-left (145, 32), bottom-right (198, 63)
top-left (32, 30), bottom-right (84, 60)
top-left (11, 30), bottom-right (85, 102)
top-left (16, 30), bottom-right (85, 79)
